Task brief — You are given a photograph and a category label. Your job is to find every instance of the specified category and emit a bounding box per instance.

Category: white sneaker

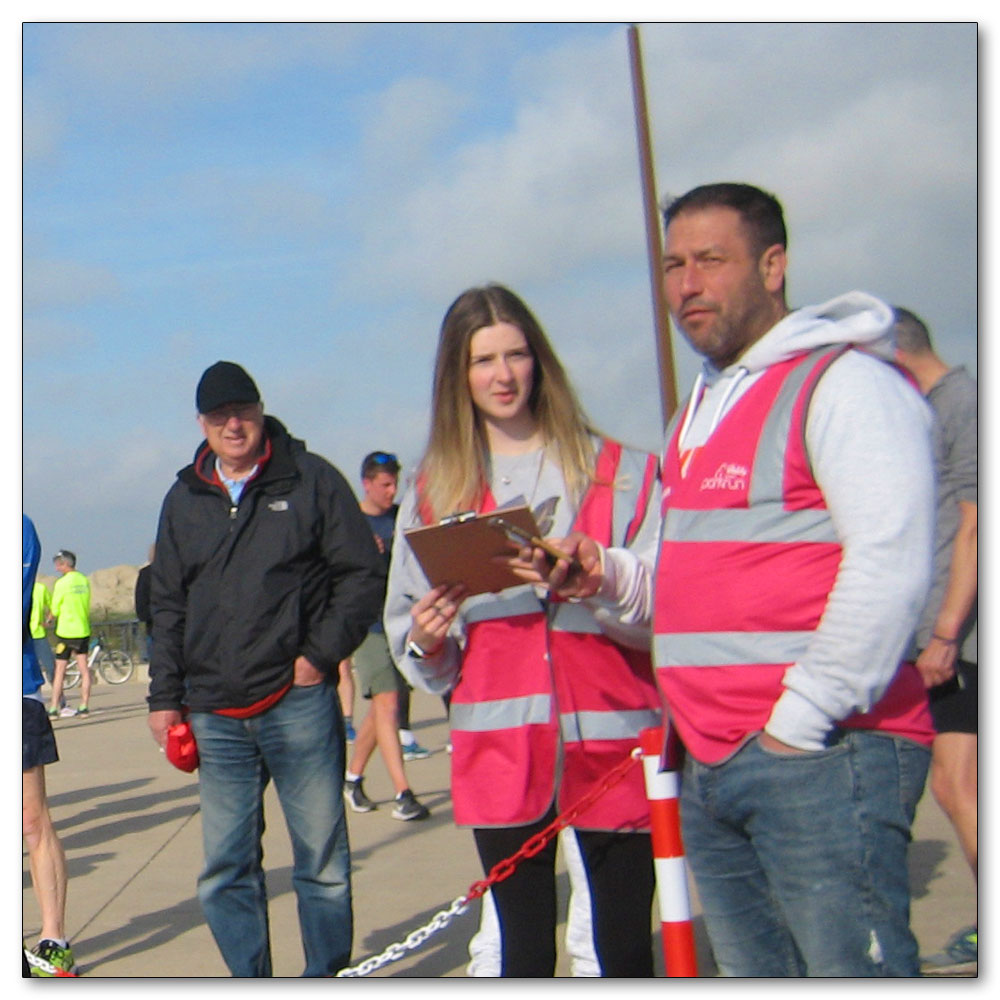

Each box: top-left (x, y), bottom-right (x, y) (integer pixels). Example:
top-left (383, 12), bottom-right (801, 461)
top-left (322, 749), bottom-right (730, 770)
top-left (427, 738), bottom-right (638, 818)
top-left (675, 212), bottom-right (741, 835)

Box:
top-left (59, 706), bottom-right (77, 718)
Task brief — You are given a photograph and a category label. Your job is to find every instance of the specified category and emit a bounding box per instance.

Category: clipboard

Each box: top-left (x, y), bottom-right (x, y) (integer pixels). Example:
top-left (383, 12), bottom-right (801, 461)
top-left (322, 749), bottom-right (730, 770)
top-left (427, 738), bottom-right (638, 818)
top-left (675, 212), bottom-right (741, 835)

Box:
top-left (403, 505), bottom-right (542, 596)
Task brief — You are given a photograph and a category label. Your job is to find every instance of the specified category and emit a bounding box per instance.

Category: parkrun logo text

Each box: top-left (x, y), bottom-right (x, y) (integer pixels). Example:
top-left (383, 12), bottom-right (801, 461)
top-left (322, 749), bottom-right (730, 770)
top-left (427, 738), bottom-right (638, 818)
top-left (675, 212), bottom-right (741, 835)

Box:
top-left (700, 462), bottom-right (747, 492)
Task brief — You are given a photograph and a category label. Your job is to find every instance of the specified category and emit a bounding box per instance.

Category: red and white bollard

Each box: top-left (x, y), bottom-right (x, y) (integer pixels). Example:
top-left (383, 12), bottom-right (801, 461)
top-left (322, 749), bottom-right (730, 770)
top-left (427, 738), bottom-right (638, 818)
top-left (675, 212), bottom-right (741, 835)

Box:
top-left (639, 726), bottom-right (698, 977)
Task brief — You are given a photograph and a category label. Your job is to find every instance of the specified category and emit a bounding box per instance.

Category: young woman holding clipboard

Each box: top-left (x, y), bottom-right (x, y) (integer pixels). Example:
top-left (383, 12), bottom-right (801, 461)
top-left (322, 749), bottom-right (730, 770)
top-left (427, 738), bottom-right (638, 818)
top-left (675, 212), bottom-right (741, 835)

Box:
top-left (384, 284), bottom-right (663, 977)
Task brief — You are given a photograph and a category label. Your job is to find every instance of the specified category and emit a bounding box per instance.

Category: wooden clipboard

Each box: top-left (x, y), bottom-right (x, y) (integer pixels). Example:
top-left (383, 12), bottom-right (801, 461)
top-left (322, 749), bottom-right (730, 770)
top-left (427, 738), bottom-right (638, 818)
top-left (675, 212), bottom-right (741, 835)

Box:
top-left (402, 505), bottom-right (540, 596)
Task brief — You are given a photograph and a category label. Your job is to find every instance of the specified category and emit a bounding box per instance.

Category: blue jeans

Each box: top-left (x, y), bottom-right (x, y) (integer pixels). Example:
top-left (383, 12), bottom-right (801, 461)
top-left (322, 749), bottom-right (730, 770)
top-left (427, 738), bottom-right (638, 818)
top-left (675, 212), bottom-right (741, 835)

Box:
top-left (680, 730), bottom-right (929, 976)
top-left (189, 682), bottom-right (352, 976)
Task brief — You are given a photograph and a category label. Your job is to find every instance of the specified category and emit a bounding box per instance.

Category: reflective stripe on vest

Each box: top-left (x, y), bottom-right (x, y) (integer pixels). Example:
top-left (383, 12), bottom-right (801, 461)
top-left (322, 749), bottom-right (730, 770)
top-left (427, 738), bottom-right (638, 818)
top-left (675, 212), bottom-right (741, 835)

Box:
top-left (744, 343), bottom-right (832, 503)
top-left (451, 698), bottom-right (657, 743)
top-left (655, 629), bottom-right (815, 667)
top-left (461, 588), bottom-right (609, 636)
top-left (559, 708), bottom-right (662, 742)
top-left (462, 588), bottom-right (541, 624)
top-left (450, 693), bottom-right (552, 731)
top-left (662, 505), bottom-right (838, 544)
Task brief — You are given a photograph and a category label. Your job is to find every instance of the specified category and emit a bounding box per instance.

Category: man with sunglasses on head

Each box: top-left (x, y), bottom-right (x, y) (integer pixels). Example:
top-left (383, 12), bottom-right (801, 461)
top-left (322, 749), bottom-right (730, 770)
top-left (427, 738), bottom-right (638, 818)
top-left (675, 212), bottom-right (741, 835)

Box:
top-left (342, 451), bottom-right (430, 821)
top-left (146, 361), bottom-right (384, 977)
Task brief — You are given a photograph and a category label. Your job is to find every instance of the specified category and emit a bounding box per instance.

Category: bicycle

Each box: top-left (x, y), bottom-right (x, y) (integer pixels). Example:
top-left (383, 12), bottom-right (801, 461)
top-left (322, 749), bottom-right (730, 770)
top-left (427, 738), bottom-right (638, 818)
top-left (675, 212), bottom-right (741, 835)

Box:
top-left (63, 634), bottom-right (135, 688)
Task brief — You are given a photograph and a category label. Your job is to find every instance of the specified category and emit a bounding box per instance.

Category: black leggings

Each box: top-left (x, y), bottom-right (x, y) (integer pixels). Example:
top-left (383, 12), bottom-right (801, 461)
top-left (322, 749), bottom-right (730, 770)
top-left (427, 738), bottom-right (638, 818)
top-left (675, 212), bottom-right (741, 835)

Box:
top-left (473, 809), bottom-right (655, 977)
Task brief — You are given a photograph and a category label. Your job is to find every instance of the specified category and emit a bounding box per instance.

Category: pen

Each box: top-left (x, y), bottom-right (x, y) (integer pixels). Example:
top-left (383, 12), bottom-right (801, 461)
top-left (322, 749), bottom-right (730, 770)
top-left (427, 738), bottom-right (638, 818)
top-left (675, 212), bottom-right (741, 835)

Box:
top-left (487, 516), bottom-right (582, 573)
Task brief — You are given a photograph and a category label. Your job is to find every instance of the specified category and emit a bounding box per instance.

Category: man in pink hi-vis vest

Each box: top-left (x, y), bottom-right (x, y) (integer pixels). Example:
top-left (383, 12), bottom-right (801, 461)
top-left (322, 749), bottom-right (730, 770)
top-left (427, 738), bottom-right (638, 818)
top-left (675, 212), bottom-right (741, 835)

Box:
top-left (525, 183), bottom-right (936, 977)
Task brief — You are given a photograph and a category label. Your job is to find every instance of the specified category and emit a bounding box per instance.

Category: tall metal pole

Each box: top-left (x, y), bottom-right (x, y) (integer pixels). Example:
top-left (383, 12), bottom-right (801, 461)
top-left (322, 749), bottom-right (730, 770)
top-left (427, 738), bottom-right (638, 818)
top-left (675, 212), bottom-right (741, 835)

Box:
top-left (627, 24), bottom-right (678, 426)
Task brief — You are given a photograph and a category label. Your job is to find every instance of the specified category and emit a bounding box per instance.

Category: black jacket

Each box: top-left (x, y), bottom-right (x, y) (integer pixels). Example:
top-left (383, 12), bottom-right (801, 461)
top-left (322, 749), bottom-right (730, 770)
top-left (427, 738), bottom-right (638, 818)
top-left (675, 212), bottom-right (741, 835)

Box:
top-left (147, 416), bottom-right (384, 713)
top-left (134, 564), bottom-right (152, 628)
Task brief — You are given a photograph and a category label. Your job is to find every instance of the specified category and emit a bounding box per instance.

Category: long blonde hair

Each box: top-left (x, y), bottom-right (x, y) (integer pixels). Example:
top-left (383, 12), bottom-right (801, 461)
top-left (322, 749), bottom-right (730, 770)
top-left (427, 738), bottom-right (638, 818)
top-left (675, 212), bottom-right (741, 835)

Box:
top-left (418, 284), bottom-right (599, 521)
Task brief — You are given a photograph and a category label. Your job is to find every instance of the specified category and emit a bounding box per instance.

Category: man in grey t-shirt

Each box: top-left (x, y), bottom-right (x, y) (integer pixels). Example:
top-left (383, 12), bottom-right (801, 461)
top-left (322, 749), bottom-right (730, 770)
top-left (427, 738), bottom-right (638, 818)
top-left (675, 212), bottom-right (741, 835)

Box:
top-left (894, 306), bottom-right (978, 976)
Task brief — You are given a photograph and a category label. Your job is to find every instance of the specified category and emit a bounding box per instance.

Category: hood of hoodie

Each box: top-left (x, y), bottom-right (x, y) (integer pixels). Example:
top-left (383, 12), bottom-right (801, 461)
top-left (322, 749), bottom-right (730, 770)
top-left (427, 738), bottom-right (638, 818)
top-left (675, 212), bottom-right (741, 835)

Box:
top-left (734, 290), bottom-right (895, 374)
top-left (677, 291), bottom-right (894, 450)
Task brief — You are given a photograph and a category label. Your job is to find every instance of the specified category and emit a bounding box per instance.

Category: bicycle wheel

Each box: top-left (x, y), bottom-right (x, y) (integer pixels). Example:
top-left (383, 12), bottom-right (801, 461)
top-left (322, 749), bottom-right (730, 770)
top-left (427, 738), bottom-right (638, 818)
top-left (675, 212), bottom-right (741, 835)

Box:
top-left (63, 662), bottom-right (81, 689)
top-left (97, 649), bottom-right (134, 685)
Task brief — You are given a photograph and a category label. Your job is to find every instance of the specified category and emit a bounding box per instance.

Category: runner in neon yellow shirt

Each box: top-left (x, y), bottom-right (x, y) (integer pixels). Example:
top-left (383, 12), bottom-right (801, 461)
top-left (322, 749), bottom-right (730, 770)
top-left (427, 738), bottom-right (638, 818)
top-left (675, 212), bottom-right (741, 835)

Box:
top-left (49, 550), bottom-right (92, 718)
top-left (30, 581), bottom-right (63, 709)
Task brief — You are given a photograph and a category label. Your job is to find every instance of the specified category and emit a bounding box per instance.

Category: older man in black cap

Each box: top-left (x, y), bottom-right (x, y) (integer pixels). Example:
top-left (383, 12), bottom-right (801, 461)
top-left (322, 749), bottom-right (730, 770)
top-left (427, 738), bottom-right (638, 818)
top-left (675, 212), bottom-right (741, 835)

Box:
top-left (146, 361), bottom-right (384, 977)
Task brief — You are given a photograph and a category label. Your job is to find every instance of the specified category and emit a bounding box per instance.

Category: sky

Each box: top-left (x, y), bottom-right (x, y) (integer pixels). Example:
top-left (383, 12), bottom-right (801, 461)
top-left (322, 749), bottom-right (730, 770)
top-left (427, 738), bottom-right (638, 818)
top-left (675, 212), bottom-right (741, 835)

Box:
top-left (18, 18), bottom-right (980, 574)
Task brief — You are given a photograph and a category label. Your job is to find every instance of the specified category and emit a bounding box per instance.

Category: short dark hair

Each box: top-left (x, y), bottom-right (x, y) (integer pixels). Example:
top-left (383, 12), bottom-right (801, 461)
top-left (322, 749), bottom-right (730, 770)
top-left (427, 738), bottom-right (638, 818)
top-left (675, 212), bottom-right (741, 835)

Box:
top-left (361, 451), bottom-right (400, 479)
top-left (54, 549), bottom-right (76, 568)
top-left (662, 182), bottom-right (787, 257)
top-left (891, 306), bottom-right (934, 355)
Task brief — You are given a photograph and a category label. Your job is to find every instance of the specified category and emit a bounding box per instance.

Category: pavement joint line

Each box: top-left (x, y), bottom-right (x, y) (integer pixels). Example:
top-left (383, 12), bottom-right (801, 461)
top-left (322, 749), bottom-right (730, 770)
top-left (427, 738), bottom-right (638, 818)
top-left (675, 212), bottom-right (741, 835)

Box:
top-left (70, 801), bottom-right (202, 947)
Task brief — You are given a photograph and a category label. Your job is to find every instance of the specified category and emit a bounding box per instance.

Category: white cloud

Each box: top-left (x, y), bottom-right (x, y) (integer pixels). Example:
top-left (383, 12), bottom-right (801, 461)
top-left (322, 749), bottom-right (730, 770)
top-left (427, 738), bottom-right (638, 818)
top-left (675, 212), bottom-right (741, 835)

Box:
top-left (357, 75), bottom-right (472, 175)
top-left (344, 30), bottom-right (643, 305)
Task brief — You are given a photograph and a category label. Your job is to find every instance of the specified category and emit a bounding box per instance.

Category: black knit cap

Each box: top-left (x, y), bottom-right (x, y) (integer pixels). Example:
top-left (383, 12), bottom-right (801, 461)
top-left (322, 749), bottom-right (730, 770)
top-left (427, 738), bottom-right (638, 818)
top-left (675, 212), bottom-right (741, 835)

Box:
top-left (196, 361), bottom-right (261, 414)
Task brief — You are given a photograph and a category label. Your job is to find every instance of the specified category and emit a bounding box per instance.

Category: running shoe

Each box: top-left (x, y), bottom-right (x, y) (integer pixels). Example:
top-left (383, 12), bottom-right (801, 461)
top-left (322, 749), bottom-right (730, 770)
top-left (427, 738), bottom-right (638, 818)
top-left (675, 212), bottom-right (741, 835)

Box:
top-left (391, 789), bottom-right (430, 821)
top-left (920, 925), bottom-right (977, 976)
top-left (30, 939), bottom-right (77, 976)
top-left (47, 708), bottom-right (59, 719)
top-left (345, 720), bottom-right (356, 742)
top-left (401, 740), bottom-right (431, 761)
top-left (343, 778), bottom-right (376, 813)
top-left (76, 704), bottom-right (89, 716)
top-left (59, 706), bottom-right (78, 718)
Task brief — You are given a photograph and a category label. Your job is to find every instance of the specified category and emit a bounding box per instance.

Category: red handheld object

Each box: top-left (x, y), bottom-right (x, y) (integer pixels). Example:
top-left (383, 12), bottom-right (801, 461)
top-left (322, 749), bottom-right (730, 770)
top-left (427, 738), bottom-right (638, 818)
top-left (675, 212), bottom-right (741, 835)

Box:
top-left (166, 721), bottom-right (199, 772)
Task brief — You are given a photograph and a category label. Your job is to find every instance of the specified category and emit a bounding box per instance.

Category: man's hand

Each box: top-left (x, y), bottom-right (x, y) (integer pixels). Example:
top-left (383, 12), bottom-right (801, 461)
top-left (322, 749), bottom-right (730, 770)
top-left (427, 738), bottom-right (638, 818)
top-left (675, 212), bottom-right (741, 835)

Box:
top-left (293, 655), bottom-right (326, 686)
top-left (757, 731), bottom-right (808, 755)
top-left (915, 637), bottom-right (959, 689)
top-left (149, 709), bottom-right (183, 749)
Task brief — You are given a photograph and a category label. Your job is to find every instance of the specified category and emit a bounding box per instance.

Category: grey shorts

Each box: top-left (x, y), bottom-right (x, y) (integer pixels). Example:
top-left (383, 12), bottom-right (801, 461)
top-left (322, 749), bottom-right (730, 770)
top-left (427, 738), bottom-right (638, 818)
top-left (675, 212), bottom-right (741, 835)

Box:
top-left (351, 632), bottom-right (408, 699)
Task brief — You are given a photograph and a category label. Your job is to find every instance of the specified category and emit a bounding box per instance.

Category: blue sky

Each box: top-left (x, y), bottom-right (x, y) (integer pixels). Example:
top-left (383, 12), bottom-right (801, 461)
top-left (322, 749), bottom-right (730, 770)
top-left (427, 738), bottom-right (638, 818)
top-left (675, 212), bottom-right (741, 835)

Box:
top-left (19, 20), bottom-right (979, 573)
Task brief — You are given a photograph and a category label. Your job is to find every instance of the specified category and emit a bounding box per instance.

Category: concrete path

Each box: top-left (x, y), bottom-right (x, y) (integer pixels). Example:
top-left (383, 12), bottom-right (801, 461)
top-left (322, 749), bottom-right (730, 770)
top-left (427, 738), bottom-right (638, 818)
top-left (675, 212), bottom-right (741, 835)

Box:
top-left (22, 676), bottom-right (976, 978)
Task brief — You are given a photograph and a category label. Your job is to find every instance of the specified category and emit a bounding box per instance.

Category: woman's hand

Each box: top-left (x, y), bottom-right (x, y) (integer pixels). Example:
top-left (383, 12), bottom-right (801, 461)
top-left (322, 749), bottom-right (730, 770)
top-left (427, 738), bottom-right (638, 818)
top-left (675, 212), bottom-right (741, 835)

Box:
top-left (409, 583), bottom-right (466, 654)
top-left (503, 531), bottom-right (605, 600)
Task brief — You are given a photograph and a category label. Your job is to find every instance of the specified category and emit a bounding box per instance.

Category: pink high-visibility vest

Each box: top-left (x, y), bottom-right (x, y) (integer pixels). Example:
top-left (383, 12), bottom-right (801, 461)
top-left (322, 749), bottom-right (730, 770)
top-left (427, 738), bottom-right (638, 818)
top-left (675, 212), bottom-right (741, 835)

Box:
top-left (654, 347), bottom-right (933, 764)
top-left (424, 438), bottom-right (663, 829)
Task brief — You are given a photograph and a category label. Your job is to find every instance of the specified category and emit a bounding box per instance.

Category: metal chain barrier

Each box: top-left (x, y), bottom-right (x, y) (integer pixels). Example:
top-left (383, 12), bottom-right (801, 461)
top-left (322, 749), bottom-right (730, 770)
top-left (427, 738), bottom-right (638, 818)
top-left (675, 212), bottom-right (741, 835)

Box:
top-left (336, 747), bottom-right (642, 977)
